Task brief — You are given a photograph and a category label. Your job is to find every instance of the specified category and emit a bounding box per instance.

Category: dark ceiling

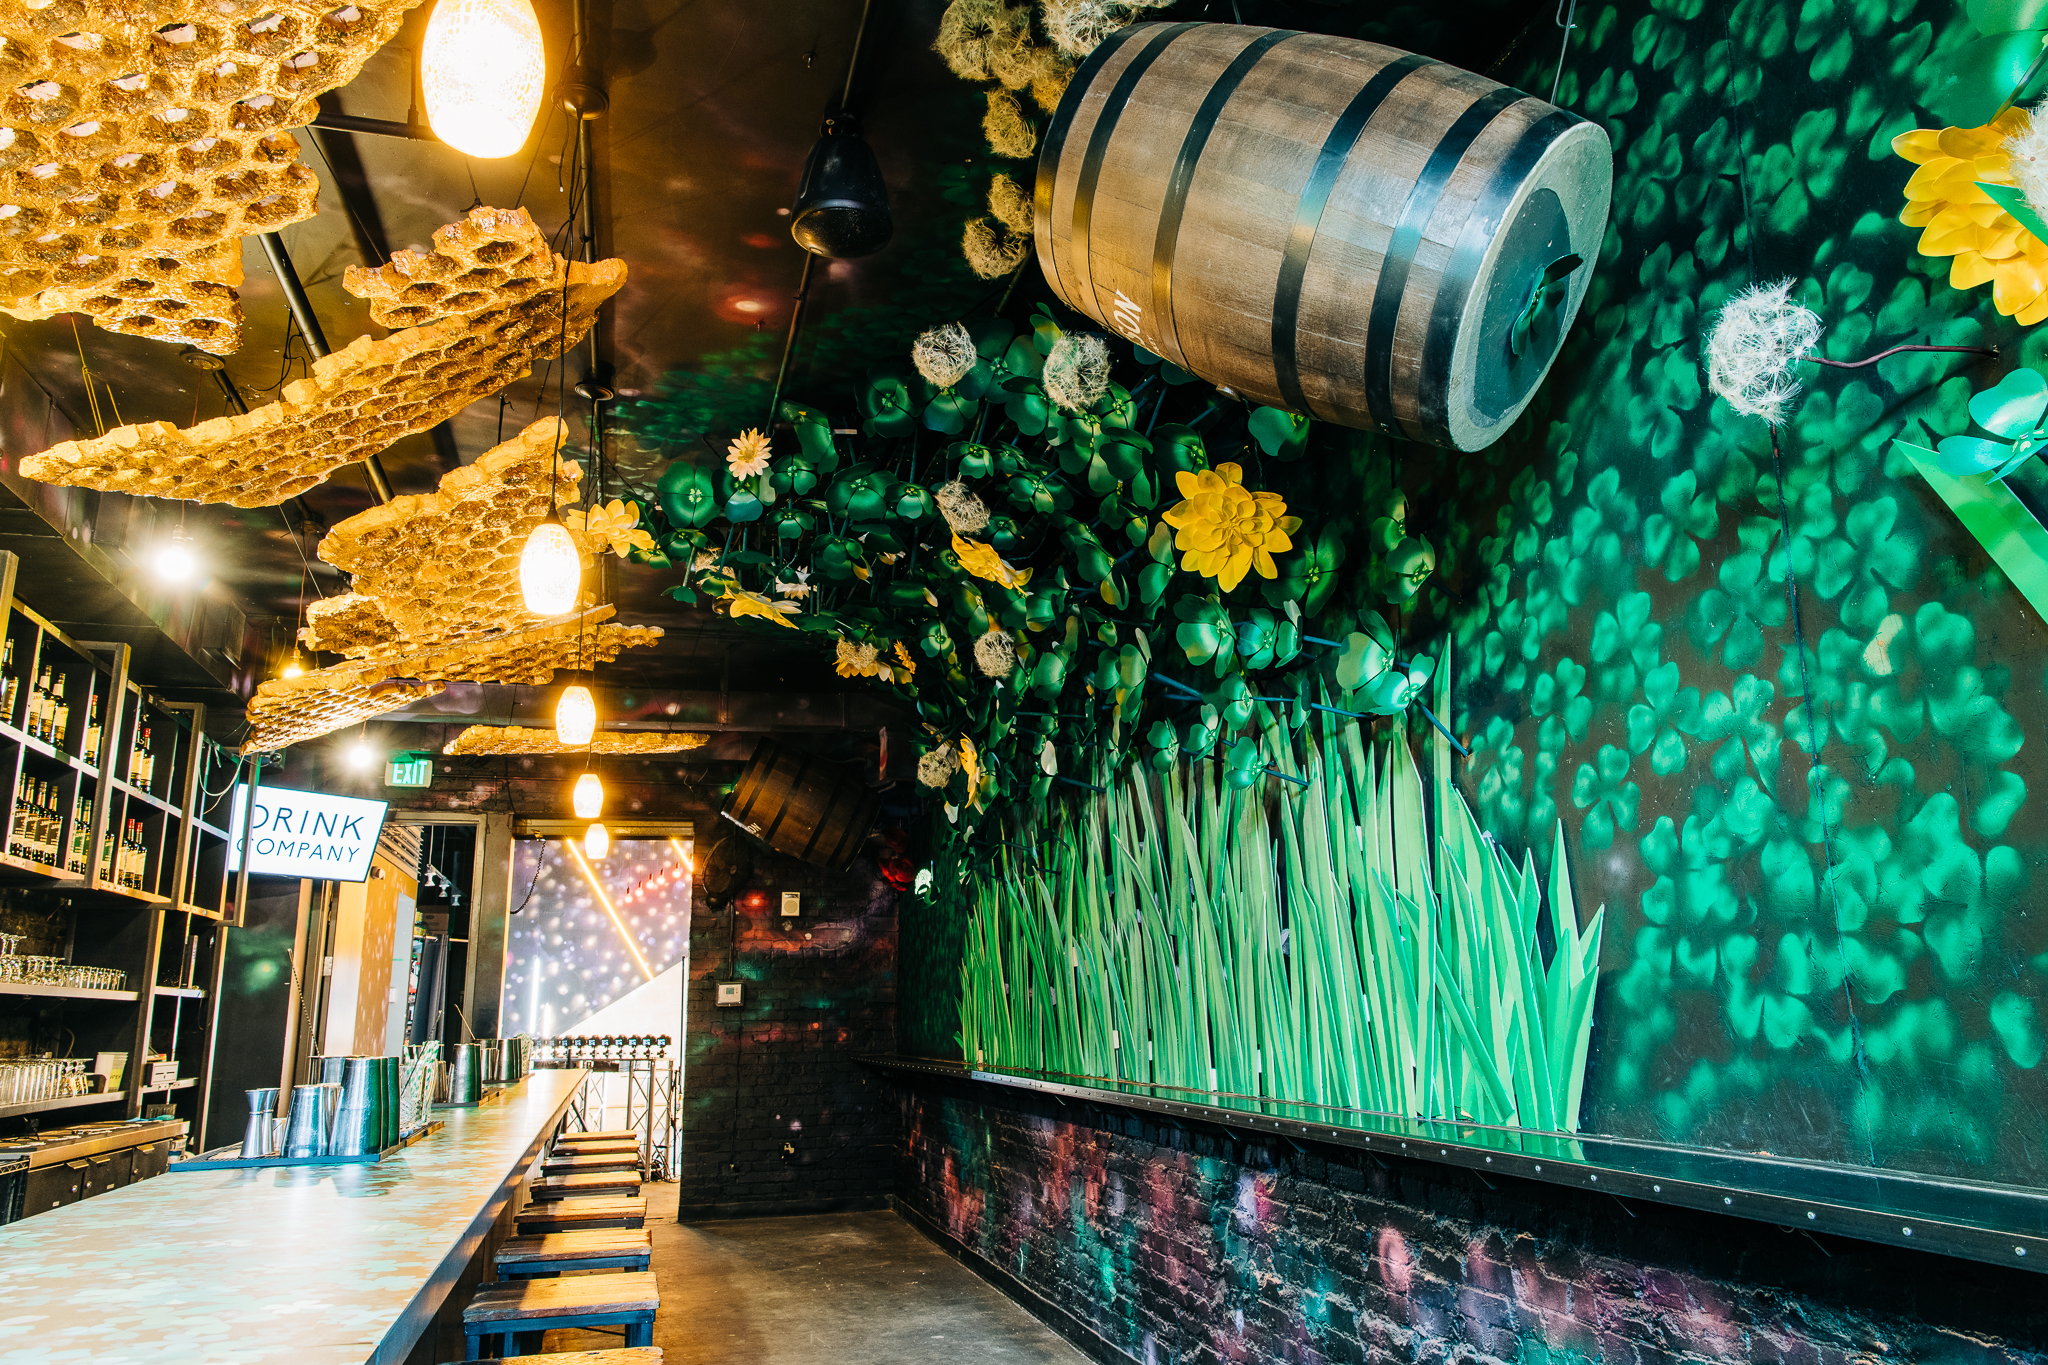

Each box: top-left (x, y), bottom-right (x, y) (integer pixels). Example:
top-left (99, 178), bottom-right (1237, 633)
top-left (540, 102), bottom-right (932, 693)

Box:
top-left (0, 0), bottom-right (1551, 755)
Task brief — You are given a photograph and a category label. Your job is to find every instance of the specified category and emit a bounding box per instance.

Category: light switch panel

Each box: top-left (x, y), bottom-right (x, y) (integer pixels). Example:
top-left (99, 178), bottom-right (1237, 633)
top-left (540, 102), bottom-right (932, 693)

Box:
top-left (715, 981), bottom-right (743, 1006)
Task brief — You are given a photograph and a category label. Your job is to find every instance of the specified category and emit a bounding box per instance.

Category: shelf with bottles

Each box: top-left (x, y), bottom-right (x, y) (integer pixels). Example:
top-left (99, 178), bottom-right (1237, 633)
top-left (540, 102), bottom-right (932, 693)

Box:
top-left (0, 605), bottom-right (114, 772)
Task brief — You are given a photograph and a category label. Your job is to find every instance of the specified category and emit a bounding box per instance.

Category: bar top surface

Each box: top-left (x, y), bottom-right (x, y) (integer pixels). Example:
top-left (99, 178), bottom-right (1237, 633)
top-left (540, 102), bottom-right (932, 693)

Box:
top-left (0, 1068), bottom-right (587, 1365)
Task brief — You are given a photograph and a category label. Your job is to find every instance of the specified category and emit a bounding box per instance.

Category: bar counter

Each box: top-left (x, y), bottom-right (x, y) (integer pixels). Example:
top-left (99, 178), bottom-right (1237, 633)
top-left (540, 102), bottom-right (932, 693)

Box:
top-left (0, 1068), bottom-right (588, 1365)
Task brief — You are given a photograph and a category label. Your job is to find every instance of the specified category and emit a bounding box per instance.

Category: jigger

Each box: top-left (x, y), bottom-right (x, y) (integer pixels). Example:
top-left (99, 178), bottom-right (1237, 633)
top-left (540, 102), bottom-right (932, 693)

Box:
top-left (241, 1087), bottom-right (280, 1158)
top-left (284, 1084), bottom-right (329, 1158)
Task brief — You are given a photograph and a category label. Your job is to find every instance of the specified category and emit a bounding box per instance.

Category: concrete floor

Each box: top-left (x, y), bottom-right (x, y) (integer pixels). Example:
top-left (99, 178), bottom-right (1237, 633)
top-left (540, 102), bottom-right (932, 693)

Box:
top-left (533, 1188), bottom-right (1088, 1364)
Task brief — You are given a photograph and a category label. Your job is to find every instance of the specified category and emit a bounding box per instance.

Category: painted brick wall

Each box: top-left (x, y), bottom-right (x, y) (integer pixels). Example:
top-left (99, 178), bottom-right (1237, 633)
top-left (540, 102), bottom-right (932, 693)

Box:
top-left (896, 1075), bottom-right (2048, 1365)
top-left (675, 844), bottom-right (898, 1219)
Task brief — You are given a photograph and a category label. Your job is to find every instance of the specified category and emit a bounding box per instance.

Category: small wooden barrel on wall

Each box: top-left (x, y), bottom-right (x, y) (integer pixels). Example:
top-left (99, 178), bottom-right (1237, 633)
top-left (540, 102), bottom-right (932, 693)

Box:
top-left (1035, 22), bottom-right (1611, 452)
top-left (722, 738), bottom-right (878, 871)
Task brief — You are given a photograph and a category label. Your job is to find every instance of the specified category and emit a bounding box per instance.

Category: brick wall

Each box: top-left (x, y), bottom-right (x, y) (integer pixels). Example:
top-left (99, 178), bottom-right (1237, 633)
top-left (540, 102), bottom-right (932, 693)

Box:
top-left (895, 1075), bottom-right (2048, 1365)
top-left (674, 843), bottom-right (898, 1219)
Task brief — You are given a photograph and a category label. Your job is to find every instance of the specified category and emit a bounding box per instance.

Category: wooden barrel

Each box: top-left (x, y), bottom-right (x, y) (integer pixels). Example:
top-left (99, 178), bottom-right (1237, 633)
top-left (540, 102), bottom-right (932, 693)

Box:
top-left (721, 738), bottom-right (878, 871)
top-left (1034, 23), bottom-right (1610, 451)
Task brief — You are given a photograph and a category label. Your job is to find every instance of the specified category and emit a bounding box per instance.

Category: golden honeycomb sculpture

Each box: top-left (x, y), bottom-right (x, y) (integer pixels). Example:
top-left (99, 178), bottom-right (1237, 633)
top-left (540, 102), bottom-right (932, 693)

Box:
top-left (441, 726), bottom-right (709, 757)
top-left (21, 206), bottom-right (625, 506)
top-left (243, 608), bottom-right (665, 753)
top-left (344, 201), bottom-right (556, 330)
top-left (0, 0), bottom-right (427, 353)
top-left (243, 677), bottom-right (443, 754)
top-left (303, 414), bottom-right (588, 655)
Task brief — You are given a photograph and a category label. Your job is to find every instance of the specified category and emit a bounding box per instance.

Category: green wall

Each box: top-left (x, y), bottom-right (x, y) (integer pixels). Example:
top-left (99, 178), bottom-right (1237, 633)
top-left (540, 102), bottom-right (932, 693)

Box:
top-left (1452, 0), bottom-right (2046, 1180)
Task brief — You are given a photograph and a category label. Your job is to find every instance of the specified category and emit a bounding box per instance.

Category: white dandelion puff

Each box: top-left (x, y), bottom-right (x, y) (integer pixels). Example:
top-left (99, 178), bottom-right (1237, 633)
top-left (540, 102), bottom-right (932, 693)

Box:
top-left (1043, 332), bottom-right (1111, 413)
top-left (1704, 279), bottom-right (1823, 425)
top-left (936, 480), bottom-right (990, 533)
top-left (913, 322), bottom-right (978, 389)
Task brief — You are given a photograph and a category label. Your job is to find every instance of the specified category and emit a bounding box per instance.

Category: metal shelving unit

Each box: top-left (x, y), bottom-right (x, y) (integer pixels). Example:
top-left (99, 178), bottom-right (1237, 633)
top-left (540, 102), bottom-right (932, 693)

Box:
top-left (0, 550), bottom-right (239, 1143)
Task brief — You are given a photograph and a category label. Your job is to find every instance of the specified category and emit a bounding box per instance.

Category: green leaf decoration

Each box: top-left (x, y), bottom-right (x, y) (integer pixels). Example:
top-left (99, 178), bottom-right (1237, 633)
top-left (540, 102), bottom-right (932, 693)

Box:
top-left (1509, 252), bottom-right (1584, 360)
top-left (857, 371), bottom-right (918, 437)
top-left (657, 461), bottom-right (720, 529)
top-left (1979, 180), bottom-right (2048, 246)
top-left (1247, 405), bottom-right (1312, 460)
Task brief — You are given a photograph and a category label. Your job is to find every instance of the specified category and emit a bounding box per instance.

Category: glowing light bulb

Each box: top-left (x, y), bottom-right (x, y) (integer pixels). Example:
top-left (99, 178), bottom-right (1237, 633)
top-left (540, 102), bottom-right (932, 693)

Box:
top-left (572, 771), bottom-right (605, 819)
top-left (420, 0), bottom-right (546, 159)
top-left (281, 652), bottom-right (305, 679)
top-left (344, 738), bottom-right (378, 772)
top-left (519, 521), bottom-right (580, 616)
top-left (555, 683), bottom-right (596, 746)
top-left (585, 822), bottom-right (610, 860)
top-left (154, 533), bottom-right (197, 583)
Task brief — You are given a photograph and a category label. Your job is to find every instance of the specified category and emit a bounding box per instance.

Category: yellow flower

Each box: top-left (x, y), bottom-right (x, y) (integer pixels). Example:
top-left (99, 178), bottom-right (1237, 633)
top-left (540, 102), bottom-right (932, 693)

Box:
top-left (951, 532), bottom-right (1032, 590)
top-left (1895, 110), bottom-right (2048, 323)
top-left (564, 499), bottom-right (657, 558)
top-left (892, 641), bottom-right (917, 681)
top-left (1160, 462), bottom-right (1301, 592)
top-left (958, 734), bottom-right (984, 810)
top-left (722, 586), bottom-right (800, 628)
top-left (727, 428), bottom-right (773, 479)
top-left (834, 637), bottom-right (890, 678)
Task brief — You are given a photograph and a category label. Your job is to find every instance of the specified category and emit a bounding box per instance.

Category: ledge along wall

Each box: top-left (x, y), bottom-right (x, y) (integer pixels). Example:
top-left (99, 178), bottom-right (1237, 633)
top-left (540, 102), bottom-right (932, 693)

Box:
top-left (896, 0), bottom-right (2048, 1355)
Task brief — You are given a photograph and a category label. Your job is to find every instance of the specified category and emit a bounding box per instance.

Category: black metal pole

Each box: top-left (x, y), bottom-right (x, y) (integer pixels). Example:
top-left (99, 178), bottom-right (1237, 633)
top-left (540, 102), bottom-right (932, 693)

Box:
top-left (765, 252), bottom-right (816, 428)
top-left (258, 232), bottom-right (392, 503)
top-left (308, 112), bottom-right (438, 143)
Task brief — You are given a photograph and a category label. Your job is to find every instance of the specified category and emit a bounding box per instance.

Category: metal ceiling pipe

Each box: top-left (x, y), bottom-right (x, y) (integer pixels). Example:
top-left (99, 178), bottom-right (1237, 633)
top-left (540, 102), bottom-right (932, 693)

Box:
top-left (258, 232), bottom-right (393, 504)
top-left (308, 112), bottom-right (438, 143)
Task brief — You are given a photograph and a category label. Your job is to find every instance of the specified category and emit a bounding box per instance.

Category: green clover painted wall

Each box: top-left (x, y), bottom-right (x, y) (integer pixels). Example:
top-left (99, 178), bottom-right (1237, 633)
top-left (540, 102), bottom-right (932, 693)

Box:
top-left (886, 0), bottom-right (2048, 1189)
top-left (1433, 0), bottom-right (2048, 1181)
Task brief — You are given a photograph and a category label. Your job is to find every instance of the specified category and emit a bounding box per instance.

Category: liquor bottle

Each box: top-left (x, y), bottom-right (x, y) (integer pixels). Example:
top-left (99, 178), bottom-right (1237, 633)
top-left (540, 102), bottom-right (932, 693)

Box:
top-left (50, 674), bottom-right (68, 755)
top-left (127, 819), bottom-right (146, 890)
top-left (42, 784), bottom-right (59, 865)
top-left (32, 665), bottom-right (52, 743)
top-left (69, 795), bottom-right (91, 874)
top-left (81, 690), bottom-right (101, 764)
top-left (0, 638), bottom-right (17, 728)
top-left (133, 726), bottom-right (152, 790)
top-left (8, 783), bottom-right (25, 860)
top-left (32, 781), bottom-right (51, 864)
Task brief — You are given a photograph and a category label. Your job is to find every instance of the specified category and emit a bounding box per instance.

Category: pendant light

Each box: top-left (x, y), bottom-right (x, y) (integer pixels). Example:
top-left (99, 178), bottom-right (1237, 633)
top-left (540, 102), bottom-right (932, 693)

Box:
top-left (420, 0), bottom-right (547, 159)
top-left (555, 684), bottom-right (595, 746)
top-left (520, 517), bottom-right (580, 615)
top-left (789, 113), bottom-right (892, 259)
top-left (584, 822), bottom-right (610, 860)
top-left (572, 770), bottom-right (605, 819)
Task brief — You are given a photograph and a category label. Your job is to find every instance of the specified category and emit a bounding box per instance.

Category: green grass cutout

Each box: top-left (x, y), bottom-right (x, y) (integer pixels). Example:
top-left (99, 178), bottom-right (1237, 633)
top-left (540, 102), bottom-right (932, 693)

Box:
top-left (958, 663), bottom-right (1605, 1135)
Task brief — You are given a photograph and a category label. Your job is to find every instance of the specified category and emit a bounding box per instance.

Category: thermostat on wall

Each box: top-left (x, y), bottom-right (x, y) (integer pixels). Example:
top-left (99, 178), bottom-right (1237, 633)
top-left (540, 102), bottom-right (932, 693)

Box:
top-left (780, 892), bottom-right (801, 918)
top-left (715, 981), bottom-right (744, 1007)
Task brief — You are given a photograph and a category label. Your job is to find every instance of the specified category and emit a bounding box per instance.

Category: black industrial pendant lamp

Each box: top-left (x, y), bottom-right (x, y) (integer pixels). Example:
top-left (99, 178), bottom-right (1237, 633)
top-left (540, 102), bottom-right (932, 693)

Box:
top-left (788, 0), bottom-right (889, 259)
top-left (790, 111), bottom-right (892, 259)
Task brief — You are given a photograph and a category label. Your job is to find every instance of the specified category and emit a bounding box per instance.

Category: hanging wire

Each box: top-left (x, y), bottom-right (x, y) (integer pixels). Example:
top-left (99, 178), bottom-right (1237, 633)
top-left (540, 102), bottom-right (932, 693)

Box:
top-left (1549, 0), bottom-right (1579, 104)
top-left (69, 317), bottom-right (105, 436)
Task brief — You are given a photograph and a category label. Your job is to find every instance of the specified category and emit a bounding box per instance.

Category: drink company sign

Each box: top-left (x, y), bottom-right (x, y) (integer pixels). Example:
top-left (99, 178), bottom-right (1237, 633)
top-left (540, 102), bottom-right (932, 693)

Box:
top-left (228, 783), bottom-right (391, 882)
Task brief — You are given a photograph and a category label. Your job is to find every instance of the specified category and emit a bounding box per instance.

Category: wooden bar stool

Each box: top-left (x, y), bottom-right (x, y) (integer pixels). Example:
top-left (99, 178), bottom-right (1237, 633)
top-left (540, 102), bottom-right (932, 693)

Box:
top-left (463, 1270), bottom-right (659, 1359)
top-left (532, 1171), bottom-right (641, 1202)
top-left (456, 1351), bottom-right (659, 1365)
top-left (515, 1197), bottom-right (646, 1234)
top-left (557, 1129), bottom-right (638, 1143)
top-left (496, 1230), bottom-right (652, 1279)
top-left (542, 1152), bottom-right (639, 1175)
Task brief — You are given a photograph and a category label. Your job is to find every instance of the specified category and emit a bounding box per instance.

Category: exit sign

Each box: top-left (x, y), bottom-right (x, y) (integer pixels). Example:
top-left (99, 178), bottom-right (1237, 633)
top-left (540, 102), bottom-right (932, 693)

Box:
top-left (385, 752), bottom-right (434, 788)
